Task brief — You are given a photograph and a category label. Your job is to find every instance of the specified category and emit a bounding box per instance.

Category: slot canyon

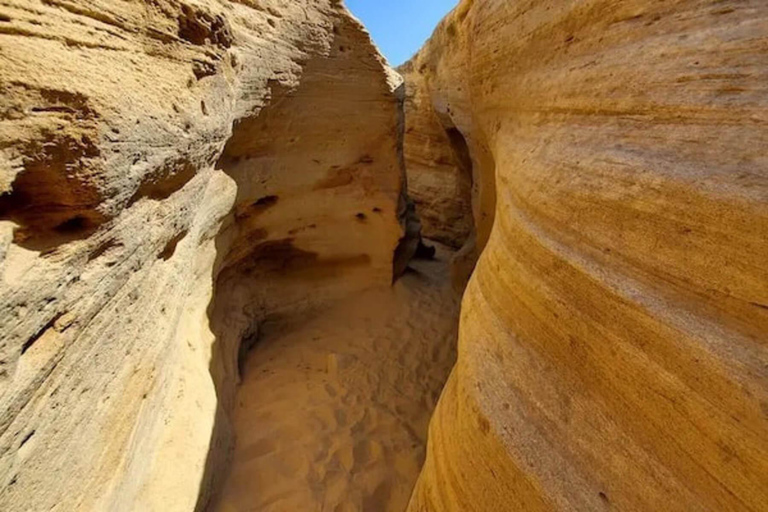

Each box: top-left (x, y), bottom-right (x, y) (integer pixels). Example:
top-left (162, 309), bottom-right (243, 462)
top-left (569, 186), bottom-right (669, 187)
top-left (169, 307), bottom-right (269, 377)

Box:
top-left (0, 1), bottom-right (766, 511)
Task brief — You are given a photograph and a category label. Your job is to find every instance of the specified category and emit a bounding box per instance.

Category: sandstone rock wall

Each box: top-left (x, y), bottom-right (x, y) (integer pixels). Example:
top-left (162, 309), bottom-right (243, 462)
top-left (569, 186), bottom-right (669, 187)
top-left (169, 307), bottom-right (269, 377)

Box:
top-left (399, 22), bottom-right (498, 288)
top-left (0, 1), bottom-right (406, 510)
top-left (406, 1), bottom-right (768, 510)
top-left (398, 60), bottom-right (473, 250)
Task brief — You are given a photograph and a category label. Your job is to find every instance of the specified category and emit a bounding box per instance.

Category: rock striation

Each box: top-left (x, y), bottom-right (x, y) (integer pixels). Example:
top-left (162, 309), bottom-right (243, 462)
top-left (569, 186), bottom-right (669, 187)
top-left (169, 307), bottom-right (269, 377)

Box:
top-left (2, 0), bottom-right (767, 510)
top-left (398, 60), bottom-right (473, 251)
top-left (0, 1), bottom-right (408, 510)
top-left (405, 1), bottom-right (768, 511)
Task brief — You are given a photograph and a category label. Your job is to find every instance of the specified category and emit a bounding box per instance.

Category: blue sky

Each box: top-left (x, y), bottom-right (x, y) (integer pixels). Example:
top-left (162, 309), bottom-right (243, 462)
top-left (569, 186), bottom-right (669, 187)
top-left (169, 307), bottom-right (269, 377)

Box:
top-left (345, 0), bottom-right (458, 66)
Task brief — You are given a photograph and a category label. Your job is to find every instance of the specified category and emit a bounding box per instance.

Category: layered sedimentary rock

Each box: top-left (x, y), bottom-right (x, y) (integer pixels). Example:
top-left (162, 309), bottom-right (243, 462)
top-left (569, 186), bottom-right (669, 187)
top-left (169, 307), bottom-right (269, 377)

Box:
top-left (0, 1), bottom-right (407, 510)
top-left (398, 60), bottom-right (473, 250)
top-left (399, 25), bottom-right (497, 289)
top-left (407, 1), bottom-right (768, 511)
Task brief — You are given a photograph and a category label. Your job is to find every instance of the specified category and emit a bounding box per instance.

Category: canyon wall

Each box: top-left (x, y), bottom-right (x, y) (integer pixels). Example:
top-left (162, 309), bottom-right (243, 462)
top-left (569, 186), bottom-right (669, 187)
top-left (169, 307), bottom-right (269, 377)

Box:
top-left (0, 1), bottom-right (407, 510)
top-left (406, 1), bottom-right (768, 511)
top-left (398, 60), bottom-right (473, 251)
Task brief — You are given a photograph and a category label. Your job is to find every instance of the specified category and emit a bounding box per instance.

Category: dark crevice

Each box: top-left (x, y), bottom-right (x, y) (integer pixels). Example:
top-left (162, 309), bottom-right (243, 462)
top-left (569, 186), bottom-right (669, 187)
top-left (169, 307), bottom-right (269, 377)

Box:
top-left (237, 323), bottom-right (259, 378)
top-left (414, 242), bottom-right (436, 260)
top-left (87, 238), bottom-right (122, 262)
top-left (20, 314), bottom-right (62, 355)
top-left (159, 230), bottom-right (188, 261)
top-left (19, 430), bottom-right (35, 448)
top-left (235, 195), bottom-right (279, 219)
top-left (0, 130), bottom-right (104, 251)
top-left (55, 216), bottom-right (90, 234)
top-left (128, 158), bottom-right (197, 206)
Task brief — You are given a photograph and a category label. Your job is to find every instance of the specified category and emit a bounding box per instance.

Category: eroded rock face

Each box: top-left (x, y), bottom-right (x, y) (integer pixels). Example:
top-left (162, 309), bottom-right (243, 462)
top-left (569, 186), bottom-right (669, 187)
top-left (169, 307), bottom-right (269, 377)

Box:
top-left (406, 1), bottom-right (768, 511)
top-left (398, 60), bottom-right (473, 250)
top-left (399, 27), bottom-right (497, 289)
top-left (0, 1), bottom-right (406, 510)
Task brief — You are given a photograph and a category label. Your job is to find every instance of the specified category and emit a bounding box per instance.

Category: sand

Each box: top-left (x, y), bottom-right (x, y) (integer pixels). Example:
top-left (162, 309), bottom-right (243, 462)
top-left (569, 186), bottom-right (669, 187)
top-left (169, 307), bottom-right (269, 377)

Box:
top-left (214, 244), bottom-right (461, 512)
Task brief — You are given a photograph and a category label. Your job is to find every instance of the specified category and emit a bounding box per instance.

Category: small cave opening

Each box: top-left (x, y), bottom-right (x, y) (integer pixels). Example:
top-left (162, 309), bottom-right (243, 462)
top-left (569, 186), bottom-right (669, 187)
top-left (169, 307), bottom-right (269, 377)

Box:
top-left (0, 131), bottom-right (105, 253)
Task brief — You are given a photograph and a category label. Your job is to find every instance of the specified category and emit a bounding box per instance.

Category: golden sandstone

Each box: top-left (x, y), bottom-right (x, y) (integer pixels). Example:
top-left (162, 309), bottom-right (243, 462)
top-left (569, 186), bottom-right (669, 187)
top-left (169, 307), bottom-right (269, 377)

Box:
top-left (0, 1), bottom-right (765, 511)
top-left (406, 1), bottom-right (768, 510)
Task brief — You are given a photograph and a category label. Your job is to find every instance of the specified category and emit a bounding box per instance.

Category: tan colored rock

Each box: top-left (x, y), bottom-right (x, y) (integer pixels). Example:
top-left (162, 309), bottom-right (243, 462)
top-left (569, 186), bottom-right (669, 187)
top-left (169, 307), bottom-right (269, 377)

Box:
top-left (398, 22), bottom-right (497, 290)
top-left (0, 1), bottom-right (407, 510)
top-left (407, 1), bottom-right (768, 511)
top-left (398, 60), bottom-right (473, 250)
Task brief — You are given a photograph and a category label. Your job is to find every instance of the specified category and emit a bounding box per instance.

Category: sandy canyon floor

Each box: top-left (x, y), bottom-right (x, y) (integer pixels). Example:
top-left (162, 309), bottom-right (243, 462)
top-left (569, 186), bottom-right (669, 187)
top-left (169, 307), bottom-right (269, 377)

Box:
top-left (215, 244), bottom-right (461, 512)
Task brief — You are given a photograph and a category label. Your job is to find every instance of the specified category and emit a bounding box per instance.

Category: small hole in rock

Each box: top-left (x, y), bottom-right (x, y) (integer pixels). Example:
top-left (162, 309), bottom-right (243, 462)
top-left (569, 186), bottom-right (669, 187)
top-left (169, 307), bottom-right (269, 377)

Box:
top-left (55, 216), bottom-right (90, 234)
top-left (355, 213), bottom-right (367, 221)
top-left (254, 195), bottom-right (278, 207)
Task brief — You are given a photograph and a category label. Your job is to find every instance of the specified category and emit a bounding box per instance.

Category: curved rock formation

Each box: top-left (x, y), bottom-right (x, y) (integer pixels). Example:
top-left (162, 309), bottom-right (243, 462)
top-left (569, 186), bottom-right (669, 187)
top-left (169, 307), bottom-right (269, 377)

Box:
top-left (2, 0), bottom-right (767, 510)
top-left (398, 60), bottom-right (473, 251)
top-left (0, 1), bottom-right (408, 510)
top-left (406, 1), bottom-right (768, 511)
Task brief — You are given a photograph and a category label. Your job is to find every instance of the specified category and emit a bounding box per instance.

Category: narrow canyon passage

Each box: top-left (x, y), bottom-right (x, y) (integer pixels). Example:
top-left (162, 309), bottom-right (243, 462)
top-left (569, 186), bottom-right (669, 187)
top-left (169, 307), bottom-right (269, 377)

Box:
top-left (215, 244), bottom-right (461, 512)
top-left (3, 2), bottom-right (765, 512)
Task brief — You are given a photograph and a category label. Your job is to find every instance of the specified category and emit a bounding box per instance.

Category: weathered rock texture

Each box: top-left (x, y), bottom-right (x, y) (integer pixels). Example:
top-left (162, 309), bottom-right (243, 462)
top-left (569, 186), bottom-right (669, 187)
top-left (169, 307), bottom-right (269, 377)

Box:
top-left (0, 1), bottom-right (407, 510)
top-left (398, 60), bottom-right (473, 250)
top-left (399, 24), bottom-right (497, 289)
top-left (406, 1), bottom-right (768, 511)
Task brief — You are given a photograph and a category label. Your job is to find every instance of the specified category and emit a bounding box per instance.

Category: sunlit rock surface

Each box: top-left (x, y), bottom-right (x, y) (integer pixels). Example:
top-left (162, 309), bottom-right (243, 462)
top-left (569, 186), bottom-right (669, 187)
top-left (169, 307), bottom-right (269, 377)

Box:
top-left (2, 0), bottom-right (766, 510)
top-left (0, 1), bottom-right (407, 510)
top-left (406, 1), bottom-right (768, 510)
